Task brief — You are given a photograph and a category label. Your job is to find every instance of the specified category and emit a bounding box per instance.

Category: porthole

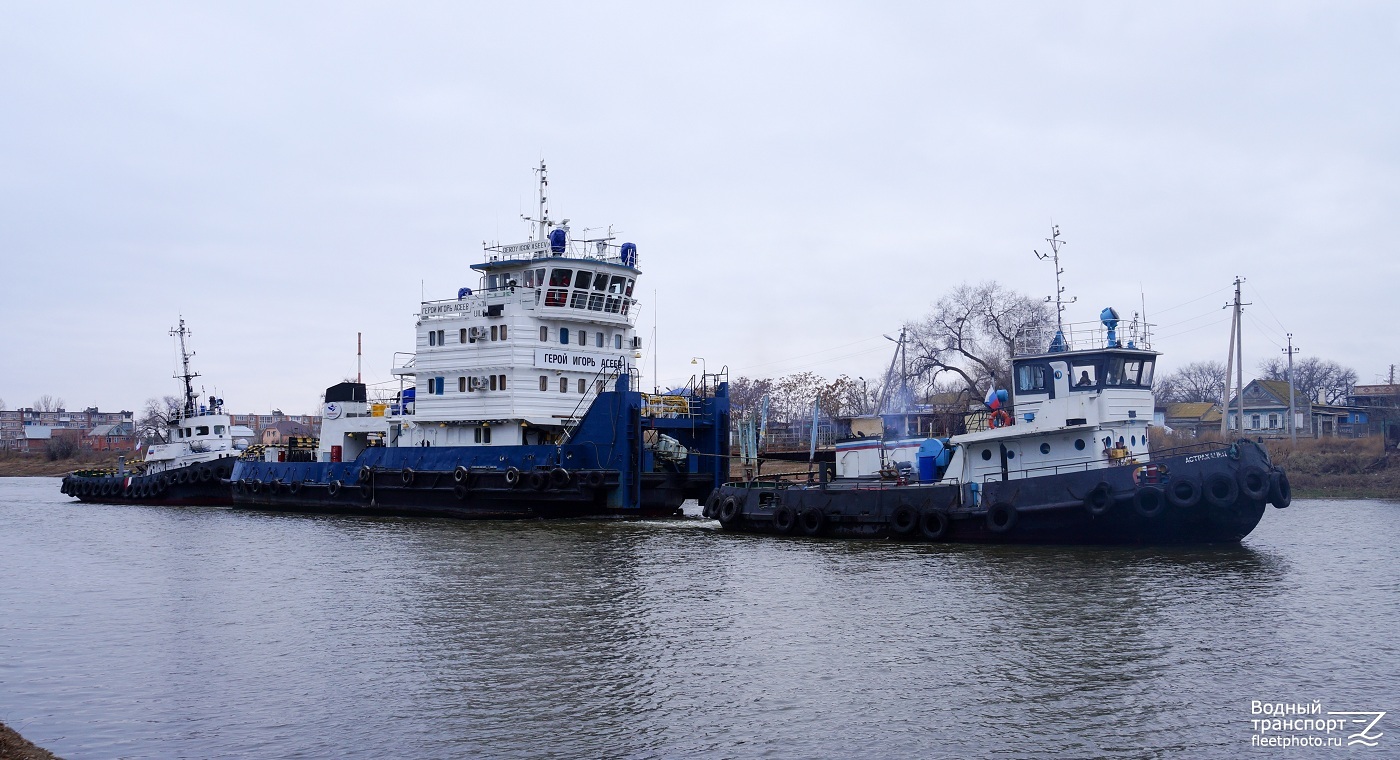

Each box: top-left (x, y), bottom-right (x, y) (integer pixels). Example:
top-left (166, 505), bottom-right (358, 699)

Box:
top-left (1040, 443), bottom-right (1051, 455)
top-left (1131, 435), bottom-right (1137, 446)
top-left (982, 449), bottom-right (992, 461)
top-left (1006, 450), bottom-right (1015, 459)
top-left (1074, 439), bottom-right (1085, 450)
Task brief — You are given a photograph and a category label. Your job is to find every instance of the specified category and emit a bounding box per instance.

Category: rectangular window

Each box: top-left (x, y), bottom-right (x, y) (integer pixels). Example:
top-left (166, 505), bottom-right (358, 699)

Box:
top-left (437, 330), bottom-right (445, 346)
top-left (1071, 363), bottom-right (1098, 389)
top-left (498, 374), bottom-right (506, 390)
top-left (540, 326), bottom-right (548, 342)
top-left (579, 330), bottom-right (588, 346)
top-left (524, 270), bottom-right (535, 288)
top-left (488, 274), bottom-right (499, 290)
top-left (548, 268), bottom-right (572, 286)
top-left (560, 377), bottom-right (568, 393)
top-left (1268, 413), bottom-right (1279, 428)
top-left (578, 379), bottom-right (587, 394)
top-left (214, 425), bottom-right (225, 435)
top-left (1251, 414), bottom-right (1261, 429)
top-left (574, 271), bottom-right (593, 290)
top-left (428, 331), bottom-right (436, 346)
top-left (1140, 360), bottom-right (1155, 387)
top-left (490, 375), bottom-right (498, 391)
top-left (500, 325), bottom-right (507, 341)
top-left (436, 378), bottom-right (445, 395)
top-left (615, 335), bottom-right (622, 349)
top-left (540, 376), bottom-right (548, 391)
top-left (474, 427), bottom-right (481, 443)
top-left (460, 328), bottom-right (467, 343)
top-left (1016, 365), bottom-right (1046, 393)
top-left (560, 328), bottom-right (569, 345)
top-left (459, 377), bottom-right (466, 393)
top-left (570, 289), bottom-right (589, 309)
top-left (483, 426), bottom-right (491, 444)
top-left (595, 333), bottom-right (604, 348)
top-left (196, 426), bottom-right (209, 435)
top-left (491, 325), bottom-right (498, 341)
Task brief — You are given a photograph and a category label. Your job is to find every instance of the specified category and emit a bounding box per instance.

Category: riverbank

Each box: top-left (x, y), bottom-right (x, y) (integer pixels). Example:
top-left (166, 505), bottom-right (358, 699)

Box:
top-left (0, 452), bottom-right (126, 478)
top-left (0, 721), bottom-right (59, 760)
top-left (1264, 437), bottom-right (1400, 500)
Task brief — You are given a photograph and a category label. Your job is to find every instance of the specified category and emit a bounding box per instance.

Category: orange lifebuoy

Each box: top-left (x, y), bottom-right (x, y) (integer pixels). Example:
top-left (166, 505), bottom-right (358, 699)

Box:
top-left (990, 409), bottom-right (1013, 428)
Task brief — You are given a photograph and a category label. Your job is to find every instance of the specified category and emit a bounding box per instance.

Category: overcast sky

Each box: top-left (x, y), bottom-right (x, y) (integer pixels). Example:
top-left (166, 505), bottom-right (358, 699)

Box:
top-left (2, 2), bottom-right (1397, 414)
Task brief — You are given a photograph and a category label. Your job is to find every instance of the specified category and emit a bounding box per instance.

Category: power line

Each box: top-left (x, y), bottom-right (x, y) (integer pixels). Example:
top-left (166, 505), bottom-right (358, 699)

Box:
top-left (1157, 316), bottom-right (1231, 340)
top-left (1152, 286), bottom-right (1232, 315)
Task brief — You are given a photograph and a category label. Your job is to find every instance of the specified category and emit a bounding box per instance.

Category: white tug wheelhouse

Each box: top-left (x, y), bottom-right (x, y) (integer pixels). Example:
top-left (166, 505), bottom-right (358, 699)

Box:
top-left (943, 313), bottom-right (1158, 488)
top-left (318, 163), bottom-right (641, 459)
top-left (143, 318), bottom-right (245, 474)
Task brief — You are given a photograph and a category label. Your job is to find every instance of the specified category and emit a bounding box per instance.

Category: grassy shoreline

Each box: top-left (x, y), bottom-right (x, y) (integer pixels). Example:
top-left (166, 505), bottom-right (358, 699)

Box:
top-left (0, 721), bottom-right (59, 760)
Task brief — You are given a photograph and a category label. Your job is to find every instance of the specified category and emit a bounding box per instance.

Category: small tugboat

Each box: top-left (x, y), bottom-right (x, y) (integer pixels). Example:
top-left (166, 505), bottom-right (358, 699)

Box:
top-left (231, 163), bottom-right (730, 518)
top-left (704, 308), bottom-right (1291, 545)
top-left (61, 319), bottom-right (243, 505)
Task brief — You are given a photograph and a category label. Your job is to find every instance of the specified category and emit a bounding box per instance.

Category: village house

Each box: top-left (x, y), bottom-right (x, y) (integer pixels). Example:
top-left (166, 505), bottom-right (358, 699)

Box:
top-left (1225, 379), bottom-right (1361, 438)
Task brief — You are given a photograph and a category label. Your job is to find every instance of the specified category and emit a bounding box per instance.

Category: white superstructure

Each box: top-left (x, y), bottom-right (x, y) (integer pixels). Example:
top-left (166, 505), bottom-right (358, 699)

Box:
top-left (317, 163), bottom-right (642, 459)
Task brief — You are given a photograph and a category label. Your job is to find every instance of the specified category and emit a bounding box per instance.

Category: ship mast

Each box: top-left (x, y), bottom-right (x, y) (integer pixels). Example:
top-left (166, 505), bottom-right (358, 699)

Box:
top-left (1034, 225), bottom-right (1076, 335)
top-left (523, 160), bottom-right (550, 241)
top-left (170, 318), bottom-right (200, 419)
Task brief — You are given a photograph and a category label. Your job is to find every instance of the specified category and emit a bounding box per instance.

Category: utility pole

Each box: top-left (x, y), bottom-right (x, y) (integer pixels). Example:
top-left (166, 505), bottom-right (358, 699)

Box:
top-left (1220, 277), bottom-right (1248, 438)
top-left (1284, 334), bottom-right (1299, 446)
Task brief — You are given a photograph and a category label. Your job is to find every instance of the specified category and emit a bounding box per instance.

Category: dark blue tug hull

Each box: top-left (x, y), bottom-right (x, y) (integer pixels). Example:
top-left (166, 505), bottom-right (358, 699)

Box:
top-left (705, 440), bottom-right (1290, 545)
top-left (60, 456), bottom-right (239, 507)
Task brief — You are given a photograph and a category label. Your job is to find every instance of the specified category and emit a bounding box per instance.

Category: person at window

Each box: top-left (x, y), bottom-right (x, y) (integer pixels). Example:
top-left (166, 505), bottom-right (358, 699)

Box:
top-left (1076, 370), bottom-right (1093, 387)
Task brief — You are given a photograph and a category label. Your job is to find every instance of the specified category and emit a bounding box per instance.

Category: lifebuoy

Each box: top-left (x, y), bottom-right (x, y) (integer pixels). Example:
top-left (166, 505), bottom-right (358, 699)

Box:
top-left (527, 471), bottom-right (547, 490)
top-left (985, 502), bottom-right (1018, 533)
top-left (1084, 483), bottom-right (1114, 516)
top-left (920, 509), bottom-right (951, 541)
top-left (990, 409), bottom-right (1013, 428)
top-left (550, 467), bottom-right (571, 488)
top-left (772, 504), bottom-right (797, 534)
top-left (1238, 466), bottom-right (1269, 502)
top-left (1167, 478), bottom-right (1201, 509)
top-left (890, 505), bottom-right (919, 536)
top-left (1204, 472), bottom-right (1239, 508)
top-left (798, 508), bottom-right (824, 536)
top-left (1133, 486), bottom-right (1166, 518)
top-left (1268, 471), bottom-right (1292, 509)
top-left (718, 496), bottom-right (742, 523)
top-left (327, 480), bottom-right (342, 497)
top-left (505, 467), bottom-right (522, 487)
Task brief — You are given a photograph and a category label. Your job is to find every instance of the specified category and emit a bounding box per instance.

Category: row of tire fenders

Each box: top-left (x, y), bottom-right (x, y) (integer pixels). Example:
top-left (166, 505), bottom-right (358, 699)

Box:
top-left (701, 465), bottom-right (1292, 539)
top-left (232, 465), bottom-right (610, 500)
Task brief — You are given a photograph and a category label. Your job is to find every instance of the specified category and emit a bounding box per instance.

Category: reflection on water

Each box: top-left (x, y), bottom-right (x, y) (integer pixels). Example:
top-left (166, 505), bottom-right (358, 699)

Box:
top-left (1, 478), bottom-right (1395, 759)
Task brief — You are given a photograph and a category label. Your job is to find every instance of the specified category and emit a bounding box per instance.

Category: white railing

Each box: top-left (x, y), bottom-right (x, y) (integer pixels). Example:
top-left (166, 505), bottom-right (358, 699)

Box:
top-left (1014, 318), bottom-right (1154, 356)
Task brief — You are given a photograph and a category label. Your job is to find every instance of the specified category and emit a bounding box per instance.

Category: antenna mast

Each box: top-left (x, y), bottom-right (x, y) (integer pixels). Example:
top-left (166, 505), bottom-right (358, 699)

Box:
top-left (1034, 225), bottom-right (1076, 334)
top-left (522, 161), bottom-right (550, 241)
top-left (170, 317), bottom-right (200, 419)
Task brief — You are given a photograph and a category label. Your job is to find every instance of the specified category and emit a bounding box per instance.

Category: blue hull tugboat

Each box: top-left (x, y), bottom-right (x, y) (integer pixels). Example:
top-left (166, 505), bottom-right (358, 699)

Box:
top-left (705, 310), bottom-right (1291, 545)
top-left (61, 319), bottom-right (244, 506)
top-left (231, 164), bottom-right (730, 519)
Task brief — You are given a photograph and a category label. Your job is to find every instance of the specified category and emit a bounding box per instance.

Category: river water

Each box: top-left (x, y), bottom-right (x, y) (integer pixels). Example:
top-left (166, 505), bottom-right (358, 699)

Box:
top-left (1, 477), bottom-right (1396, 759)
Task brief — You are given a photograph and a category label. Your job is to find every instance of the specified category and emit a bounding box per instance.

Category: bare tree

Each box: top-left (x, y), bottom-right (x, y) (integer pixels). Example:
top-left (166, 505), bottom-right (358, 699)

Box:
top-left (770, 372), bottom-right (826, 423)
top-left (820, 374), bottom-right (881, 418)
top-left (907, 281), bottom-right (1052, 400)
top-left (1258, 356), bottom-right (1358, 405)
top-left (138, 395), bottom-right (184, 442)
top-left (46, 435), bottom-right (77, 461)
top-left (728, 377), bottom-right (774, 419)
top-left (1155, 361), bottom-right (1227, 405)
top-left (33, 395), bottom-right (66, 412)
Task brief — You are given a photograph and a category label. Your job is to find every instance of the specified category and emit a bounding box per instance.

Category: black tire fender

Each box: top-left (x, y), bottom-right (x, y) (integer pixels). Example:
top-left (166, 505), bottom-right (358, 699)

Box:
top-left (1133, 485), bottom-right (1167, 518)
top-left (401, 467), bottom-right (415, 486)
top-left (919, 509), bottom-right (951, 541)
top-left (550, 467), bottom-right (571, 488)
top-left (798, 508), bottom-right (825, 536)
top-left (453, 466), bottom-right (470, 484)
top-left (890, 505), bottom-right (919, 536)
top-left (527, 471), bottom-right (547, 491)
top-left (772, 504), bottom-right (797, 534)
top-left (1238, 465), bottom-right (1270, 502)
top-left (1167, 478), bottom-right (1201, 509)
top-left (1268, 470), bottom-right (1292, 509)
top-left (1205, 472), bottom-right (1239, 508)
top-left (986, 502), bottom-right (1019, 533)
top-left (718, 496), bottom-right (742, 523)
top-left (1084, 483), bottom-right (1114, 516)
top-left (327, 480), bottom-right (342, 497)
top-left (505, 467), bottom-right (522, 487)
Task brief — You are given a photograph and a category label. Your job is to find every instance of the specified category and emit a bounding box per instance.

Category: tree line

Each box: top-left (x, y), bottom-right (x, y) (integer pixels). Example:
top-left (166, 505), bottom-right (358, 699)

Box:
top-left (1154, 357), bottom-right (1358, 407)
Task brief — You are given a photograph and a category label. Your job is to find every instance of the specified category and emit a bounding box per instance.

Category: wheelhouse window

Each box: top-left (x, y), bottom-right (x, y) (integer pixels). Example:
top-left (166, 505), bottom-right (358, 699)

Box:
top-left (574, 271), bottom-right (593, 290)
top-left (546, 268), bottom-right (571, 307)
top-left (1071, 363), bottom-right (1098, 389)
top-left (1016, 365), bottom-right (1046, 393)
top-left (214, 425), bottom-right (225, 435)
top-left (196, 426), bottom-right (209, 436)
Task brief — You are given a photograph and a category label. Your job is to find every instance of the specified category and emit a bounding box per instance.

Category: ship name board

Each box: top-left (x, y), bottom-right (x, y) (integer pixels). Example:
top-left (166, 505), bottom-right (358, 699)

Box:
top-left (534, 348), bottom-right (631, 371)
top-left (501, 240), bottom-right (550, 256)
top-left (421, 302), bottom-right (481, 318)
